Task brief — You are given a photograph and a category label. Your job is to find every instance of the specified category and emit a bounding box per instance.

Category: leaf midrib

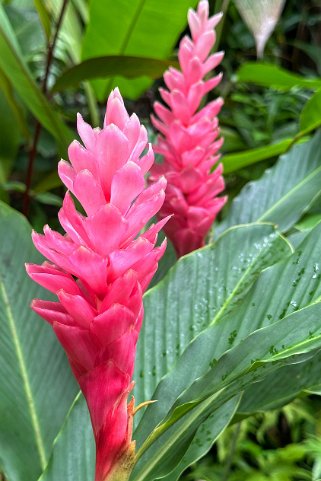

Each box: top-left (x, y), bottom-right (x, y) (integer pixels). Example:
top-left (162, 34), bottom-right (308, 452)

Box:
top-left (0, 278), bottom-right (47, 470)
top-left (133, 390), bottom-right (223, 481)
top-left (210, 233), bottom-right (286, 326)
top-left (258, 164), bottom-right (321, 222)
top-left (105, 0), bottom-right (147, 95)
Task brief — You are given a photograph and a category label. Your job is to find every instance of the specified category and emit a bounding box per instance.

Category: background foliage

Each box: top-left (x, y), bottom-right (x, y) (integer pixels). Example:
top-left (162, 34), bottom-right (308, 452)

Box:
top-left (0, 0), bottom-right (321, 480)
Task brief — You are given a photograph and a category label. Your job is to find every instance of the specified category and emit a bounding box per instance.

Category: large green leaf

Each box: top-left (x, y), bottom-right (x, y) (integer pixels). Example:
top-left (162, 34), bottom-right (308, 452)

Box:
top-left (237, 63), bottom-right (321, 90)
top-left (217, 131), bottom-right (321, 236)
top-left (132, 223), bottom-right (321, 479)
top-left (0, 202), bottom-right (78, 481)
top-left (52, 55), bottom-right (179, 92)
top-left (81, 0), bottom-right (197, 100)
top-left (132, 316), bottom-right (321, 481)
top-left (134, 223), bottom-right (291, 408)
top-left (0, 5), bottom-right (72, 152)
top-left (38, 394), bottom-right (95, 481)
top-left (160, 395), bottom-right (241, 481)
top-left (35, 223), bottom-right (290, 481)
top-left (238, 349), bottom-right (321, 415)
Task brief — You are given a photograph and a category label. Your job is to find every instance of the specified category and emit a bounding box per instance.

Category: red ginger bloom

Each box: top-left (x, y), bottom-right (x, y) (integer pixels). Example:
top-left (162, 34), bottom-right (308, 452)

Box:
top-left (150, 0), bottom-right (227, 257)
top-left (26, 89), bottom-right (167, 481)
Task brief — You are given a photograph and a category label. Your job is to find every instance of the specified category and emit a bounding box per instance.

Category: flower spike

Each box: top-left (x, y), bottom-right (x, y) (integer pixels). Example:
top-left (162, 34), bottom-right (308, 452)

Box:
top-left (150, 0), bottom-right (227, 257)
top-left (26, 88), bottom-right (168, 481)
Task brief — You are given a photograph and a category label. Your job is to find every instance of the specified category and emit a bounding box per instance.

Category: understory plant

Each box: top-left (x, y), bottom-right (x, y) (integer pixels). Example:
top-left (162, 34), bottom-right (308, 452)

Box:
top-left (1, 1), bottom-right (321, 481)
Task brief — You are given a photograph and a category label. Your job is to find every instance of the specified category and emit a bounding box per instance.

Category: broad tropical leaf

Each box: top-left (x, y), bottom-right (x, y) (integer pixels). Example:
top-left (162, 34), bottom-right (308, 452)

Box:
top-left (134, 223), bottom-right (291, 407)
top-left (132, 318), bottom-right (321, 481)
top-left (237, 63), bottom-right (321, 90)
top-left (0, 202), bottom-right (78, 481)
top-left (217, 131), bottom-right (321, 236)
top-left (81, 0), bottom-right (197, 100)
top-left (160, 395), bottom-right (241, 481)
top-left (0, 6), bottom-right (73, 152)
top-left (132, 222), bottom-right (321, 479)
top-left (38, 394), bottom-right (95, 481)
top-left (52, 56), bottom-right (179, 92)
top-left (238, 349), bottom-right (321, 414)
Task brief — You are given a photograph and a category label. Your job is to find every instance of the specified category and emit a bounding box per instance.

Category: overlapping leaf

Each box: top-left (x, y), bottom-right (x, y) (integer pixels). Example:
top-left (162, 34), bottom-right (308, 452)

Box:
top-left (132, 222), bottom-right (321, 480)
top-left (0, 202), bottom-right (78, 481)
top-left (0, 6), bottom-right (73, 152)
top-left (217, 131), bottom-right (321, 235)
top-left (81, 0), bottom-right (197, 100)
top-left (134, 223), bottom-right (291, 407)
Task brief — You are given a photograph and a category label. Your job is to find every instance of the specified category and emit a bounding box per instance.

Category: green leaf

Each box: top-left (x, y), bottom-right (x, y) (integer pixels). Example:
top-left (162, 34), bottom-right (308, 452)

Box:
top-left (132, 313), bottom-right (321, 481)
top-left (132, 223), bottom-right (321, 479)
top-left (0, 202), bottom-right (78, 481)
top-left (134, 223), bottom-right (291, 409)
top-left (0, 67), bottom-right (30, 141)
top-left (222, 137), bottom-right (293, 173)
top-left (295, 214), bottom-right (321, 231)
top-left (34, 223), bottom-right (290, 481)
top-left (0, 5), bottom-right (73, 152)
top-left (52, 55), bottom-right (179, 92)
top-left (300, 89), bottom-right (321, 133)
top-left (160, 395), bottom-right (241, 481)
top-left (38, 394), bottom-right (95, 481)
top-left (238, 349), bottom-right (321, 414)
top-left (33, 0), bottom-right (51, 40)
top-left (148, 236), bottom-right (176, 288)
top-left (218, 131), bottom-right (321, 235)
top-left (237, 63), bottom-right (321, 90)
top-left (81, 0), bottom-right (197, 100)
top-left (0, 88), bottom-right (20, 183)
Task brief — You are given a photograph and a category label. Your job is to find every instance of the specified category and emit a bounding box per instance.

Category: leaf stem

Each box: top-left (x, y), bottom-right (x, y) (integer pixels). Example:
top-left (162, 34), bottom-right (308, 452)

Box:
top-left (23, 0), bottom-right (69, 217)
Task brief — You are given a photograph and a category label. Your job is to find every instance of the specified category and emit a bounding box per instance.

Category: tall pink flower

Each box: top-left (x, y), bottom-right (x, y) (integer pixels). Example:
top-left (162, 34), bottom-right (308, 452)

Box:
top-left (150, 0), bottom-right (227, 257)
top-left (26, 89), bottom-right (167, 481)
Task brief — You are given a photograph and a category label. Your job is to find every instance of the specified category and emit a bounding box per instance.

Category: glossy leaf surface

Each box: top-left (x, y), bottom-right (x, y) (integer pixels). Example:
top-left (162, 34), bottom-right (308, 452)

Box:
top-left (217, 131), bottom-right (321, 235)
top-left (0, 202), bottom-right (78, 481)
top-left (81, 0), bottom-right (197, 100)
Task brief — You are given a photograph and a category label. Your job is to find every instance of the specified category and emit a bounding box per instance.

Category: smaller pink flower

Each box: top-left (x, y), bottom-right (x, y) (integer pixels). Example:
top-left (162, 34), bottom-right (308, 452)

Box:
top-left (26, 89), bottom-right (168, 481)
top-left (150, 0), bottom-right (227, 257)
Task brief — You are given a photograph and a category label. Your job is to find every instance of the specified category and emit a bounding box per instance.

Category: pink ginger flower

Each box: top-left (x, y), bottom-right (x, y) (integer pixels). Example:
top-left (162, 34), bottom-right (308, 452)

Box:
top-left (150, 0), bottom-right (227, 258)
top-left (26, 89), bottom-right (167, 481)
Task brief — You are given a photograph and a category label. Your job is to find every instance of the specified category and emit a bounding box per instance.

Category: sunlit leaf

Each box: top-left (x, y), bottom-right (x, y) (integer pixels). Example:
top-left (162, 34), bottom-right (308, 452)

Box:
top-left (81, 0), bottom-right (197, 100)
